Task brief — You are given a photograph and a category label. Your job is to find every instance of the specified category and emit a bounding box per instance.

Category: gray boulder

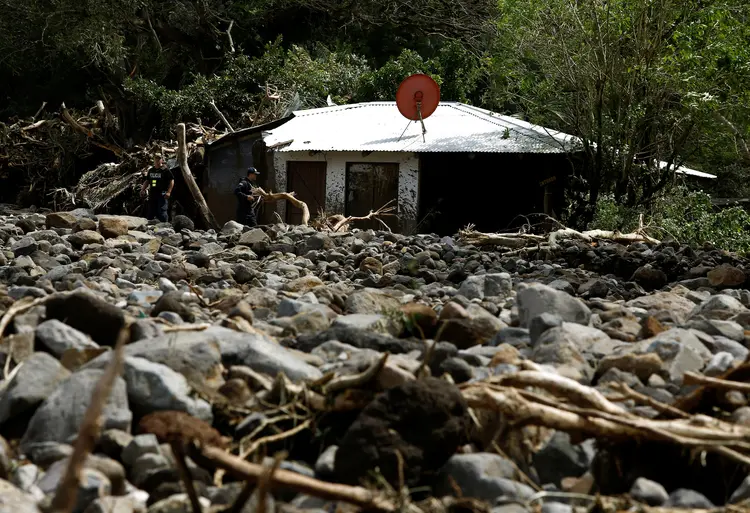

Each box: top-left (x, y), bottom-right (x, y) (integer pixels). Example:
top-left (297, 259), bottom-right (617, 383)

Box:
top-left (20, 370), bottom-right (131, 453)
top-left (0, 352), bottom-right (71, 425)
top-left (517, 284), bottom-right (591, 328)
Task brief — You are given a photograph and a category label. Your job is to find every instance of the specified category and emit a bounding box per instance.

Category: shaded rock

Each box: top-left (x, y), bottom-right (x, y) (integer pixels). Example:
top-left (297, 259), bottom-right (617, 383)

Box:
top-left (334, 378), bottom-right (470, 488)
top-left (707, 264), bottom-right (746, 288)
top-left (172, 215), bottom-right (194, 232)
top-left (120, 357), bottom-right (212, 422)
top-left (0, 352), bottom-right (71, 425)
top-left (35, 319), bottom-right (99, 357)
top-left (46, 212), bottom-right (77, 229)
top-left (437, 318), bottom-right (500, 349)
top-left (150, 291), bottom-right (195, 322)
top-left (21, 369), bottom-right (131, 452)
top-left (664, 489), bottom-right (714, 509)
top-left (11, 237), bottom-right (38, 257)
top-left (73, 218), bottom-right (97, 232)
top-left (69, 230), bottom-right (105, 248)
top-left (632, 265), bottom-right (668, 291)
top-left (532, 432), bottom-right (594, 487)
top-left (44, 290), bottom-right (126, 346)
top-left (435, 453), bottom-right (534, 503)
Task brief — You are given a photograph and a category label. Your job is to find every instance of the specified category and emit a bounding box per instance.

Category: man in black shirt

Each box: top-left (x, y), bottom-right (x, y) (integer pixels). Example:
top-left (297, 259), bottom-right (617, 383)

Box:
top-left (140, 154), bottom-right (174, 222)
top-left (234, 167), bottom-right (261, 227)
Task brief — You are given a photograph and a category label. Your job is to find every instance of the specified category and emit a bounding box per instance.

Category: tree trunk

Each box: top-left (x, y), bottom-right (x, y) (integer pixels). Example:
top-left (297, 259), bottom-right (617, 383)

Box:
top-left (176, 123), bottom-right (219, 231)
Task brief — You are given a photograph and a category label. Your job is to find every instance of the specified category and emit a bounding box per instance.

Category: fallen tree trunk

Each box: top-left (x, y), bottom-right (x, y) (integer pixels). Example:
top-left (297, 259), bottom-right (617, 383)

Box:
top-left (176, 123), bottom-right (219, 231)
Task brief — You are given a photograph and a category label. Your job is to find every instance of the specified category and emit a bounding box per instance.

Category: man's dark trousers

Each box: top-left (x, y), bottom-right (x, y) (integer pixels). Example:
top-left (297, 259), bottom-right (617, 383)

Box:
top-left (148, 193), bottom-right (169, 222)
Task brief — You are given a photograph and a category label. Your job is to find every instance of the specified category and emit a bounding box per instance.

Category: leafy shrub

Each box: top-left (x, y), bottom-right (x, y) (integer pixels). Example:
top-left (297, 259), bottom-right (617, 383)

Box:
top-left (592, 186), bottom-right (750, 253)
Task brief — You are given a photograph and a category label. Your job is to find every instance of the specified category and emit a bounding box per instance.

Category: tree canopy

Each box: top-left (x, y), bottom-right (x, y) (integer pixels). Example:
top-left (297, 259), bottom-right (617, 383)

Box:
top-left (1, 0), bottom-right (749, 226)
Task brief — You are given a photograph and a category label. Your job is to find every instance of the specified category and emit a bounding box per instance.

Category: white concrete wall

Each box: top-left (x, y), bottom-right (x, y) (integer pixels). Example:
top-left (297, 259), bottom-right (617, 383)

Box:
top-left (271, 151), bottom-right (420, 233)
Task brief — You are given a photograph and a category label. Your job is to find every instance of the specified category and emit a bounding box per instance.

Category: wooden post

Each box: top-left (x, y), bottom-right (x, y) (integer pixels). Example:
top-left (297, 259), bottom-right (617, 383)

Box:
top-left (176, 123), bottom-right (219, 231)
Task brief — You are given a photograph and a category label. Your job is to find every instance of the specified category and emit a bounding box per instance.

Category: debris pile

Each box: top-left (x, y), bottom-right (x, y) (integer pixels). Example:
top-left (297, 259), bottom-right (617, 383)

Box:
top-left (0, 209), bottom-right (749, 512)
top-left (0, 103), bottom-right (225, 213)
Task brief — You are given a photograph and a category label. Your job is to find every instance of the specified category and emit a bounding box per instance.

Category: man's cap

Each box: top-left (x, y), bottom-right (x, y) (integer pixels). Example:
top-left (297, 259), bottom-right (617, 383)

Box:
top-left (247, 167), bottom-right (260, 176)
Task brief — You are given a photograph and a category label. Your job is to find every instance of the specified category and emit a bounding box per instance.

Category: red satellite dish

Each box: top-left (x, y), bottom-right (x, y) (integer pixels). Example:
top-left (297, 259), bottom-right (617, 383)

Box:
top-left (396, 74), bottom-right (441, 121)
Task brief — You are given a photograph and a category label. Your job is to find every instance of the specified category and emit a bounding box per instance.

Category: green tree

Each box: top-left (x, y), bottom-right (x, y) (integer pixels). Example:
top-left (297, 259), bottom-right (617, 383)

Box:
top-left (489, 0), bottom-right (750, 226)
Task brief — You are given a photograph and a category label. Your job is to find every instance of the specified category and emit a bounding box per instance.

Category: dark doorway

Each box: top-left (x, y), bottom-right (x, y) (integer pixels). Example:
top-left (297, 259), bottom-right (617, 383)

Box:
top-left (287, 161), bottom-right (327, 224)
top-left (418, 152), bottom-right (570, 236)
top-left (346, 163), bottom-right (400, 231)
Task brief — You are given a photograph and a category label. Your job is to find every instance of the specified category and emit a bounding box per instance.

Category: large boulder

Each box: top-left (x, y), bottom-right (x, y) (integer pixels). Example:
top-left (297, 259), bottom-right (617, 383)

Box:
top-left (20, 370), bottom-right (131, 453)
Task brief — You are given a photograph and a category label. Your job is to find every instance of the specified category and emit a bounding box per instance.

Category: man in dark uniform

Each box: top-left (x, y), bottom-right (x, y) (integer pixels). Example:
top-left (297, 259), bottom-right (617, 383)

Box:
top-left (140, 154), bottom-right (174, 222)
top-left (234, 167), bottom-right (261, 227)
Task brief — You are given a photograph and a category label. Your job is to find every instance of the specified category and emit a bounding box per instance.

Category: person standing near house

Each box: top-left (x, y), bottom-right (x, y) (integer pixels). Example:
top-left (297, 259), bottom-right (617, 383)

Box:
top-left (234, 167), bottom-right (261, 227)
top-left (140, 153), bottom-right (174, 222)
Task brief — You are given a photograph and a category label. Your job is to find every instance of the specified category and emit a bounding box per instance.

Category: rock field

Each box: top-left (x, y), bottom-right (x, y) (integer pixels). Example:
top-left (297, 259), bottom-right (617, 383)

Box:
top-left (1, 206), bottom-right (750, 512)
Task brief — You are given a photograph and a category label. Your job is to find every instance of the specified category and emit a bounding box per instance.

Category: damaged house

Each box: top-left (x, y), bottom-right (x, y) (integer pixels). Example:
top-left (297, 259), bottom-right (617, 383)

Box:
top-left (203, 102), bottom-right (715, 234)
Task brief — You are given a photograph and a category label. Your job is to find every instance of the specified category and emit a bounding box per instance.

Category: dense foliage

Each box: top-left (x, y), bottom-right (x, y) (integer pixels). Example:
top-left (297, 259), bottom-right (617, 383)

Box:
top-left (1, 0), bottom-right (749, 249)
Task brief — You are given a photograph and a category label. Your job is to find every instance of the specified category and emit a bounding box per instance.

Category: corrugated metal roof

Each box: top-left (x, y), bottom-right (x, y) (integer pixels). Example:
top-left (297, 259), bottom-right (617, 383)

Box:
top-left (262, 102), bottom-right (583, 153)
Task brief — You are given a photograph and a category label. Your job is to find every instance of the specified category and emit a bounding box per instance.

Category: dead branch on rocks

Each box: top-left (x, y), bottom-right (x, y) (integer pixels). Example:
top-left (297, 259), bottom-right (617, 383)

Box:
top-left (461, 371), bottom-right (750, 467)
top-left (253, 186), bottom-right (311, 226)
top-left (193, 444), bottom-right (397, 512)
top-left (311, 200), bottom-right (398, 232)
top-left (458, 221), bottom-right (660, 252)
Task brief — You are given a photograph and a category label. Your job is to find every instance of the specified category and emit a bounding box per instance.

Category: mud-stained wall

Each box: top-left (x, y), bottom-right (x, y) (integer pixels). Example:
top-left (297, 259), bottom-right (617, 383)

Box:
top-left (271, 151), bottom-right (419, 232)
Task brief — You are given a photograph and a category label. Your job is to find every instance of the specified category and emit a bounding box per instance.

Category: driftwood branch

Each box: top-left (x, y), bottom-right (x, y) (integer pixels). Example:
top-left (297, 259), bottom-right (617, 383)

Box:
top-left (193, 445), bottom-right (396, 512)
top-left (461, 371), bottom-right (750, 468)
top-left (177, 122), bottom-right (219, 230)
top-left (60, 103), bottom-right (123, 156)
top-left (253, 186), bottom-right (310, 226)
top-left (458, 223), bottom-right (660, 251)
top-left (330, 199), bottom-right (398, 232)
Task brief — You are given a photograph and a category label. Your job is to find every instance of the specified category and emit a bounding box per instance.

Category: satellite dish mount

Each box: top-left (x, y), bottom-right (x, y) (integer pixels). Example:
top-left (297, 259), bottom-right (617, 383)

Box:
top-left (396, 74), bottom-right (440, 143)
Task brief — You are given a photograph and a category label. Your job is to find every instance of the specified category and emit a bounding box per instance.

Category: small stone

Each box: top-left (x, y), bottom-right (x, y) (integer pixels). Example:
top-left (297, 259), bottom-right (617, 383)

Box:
top-left (664, 489), bottom-right (714, 509)
top-left (122, 434), bottom-right (161, 468)
top-left (172, 215), bottom-right (194, 232)
top-left (630, 477), bottom-right (669, 506)
top-left (314, 445), bottom-right (338, 478)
